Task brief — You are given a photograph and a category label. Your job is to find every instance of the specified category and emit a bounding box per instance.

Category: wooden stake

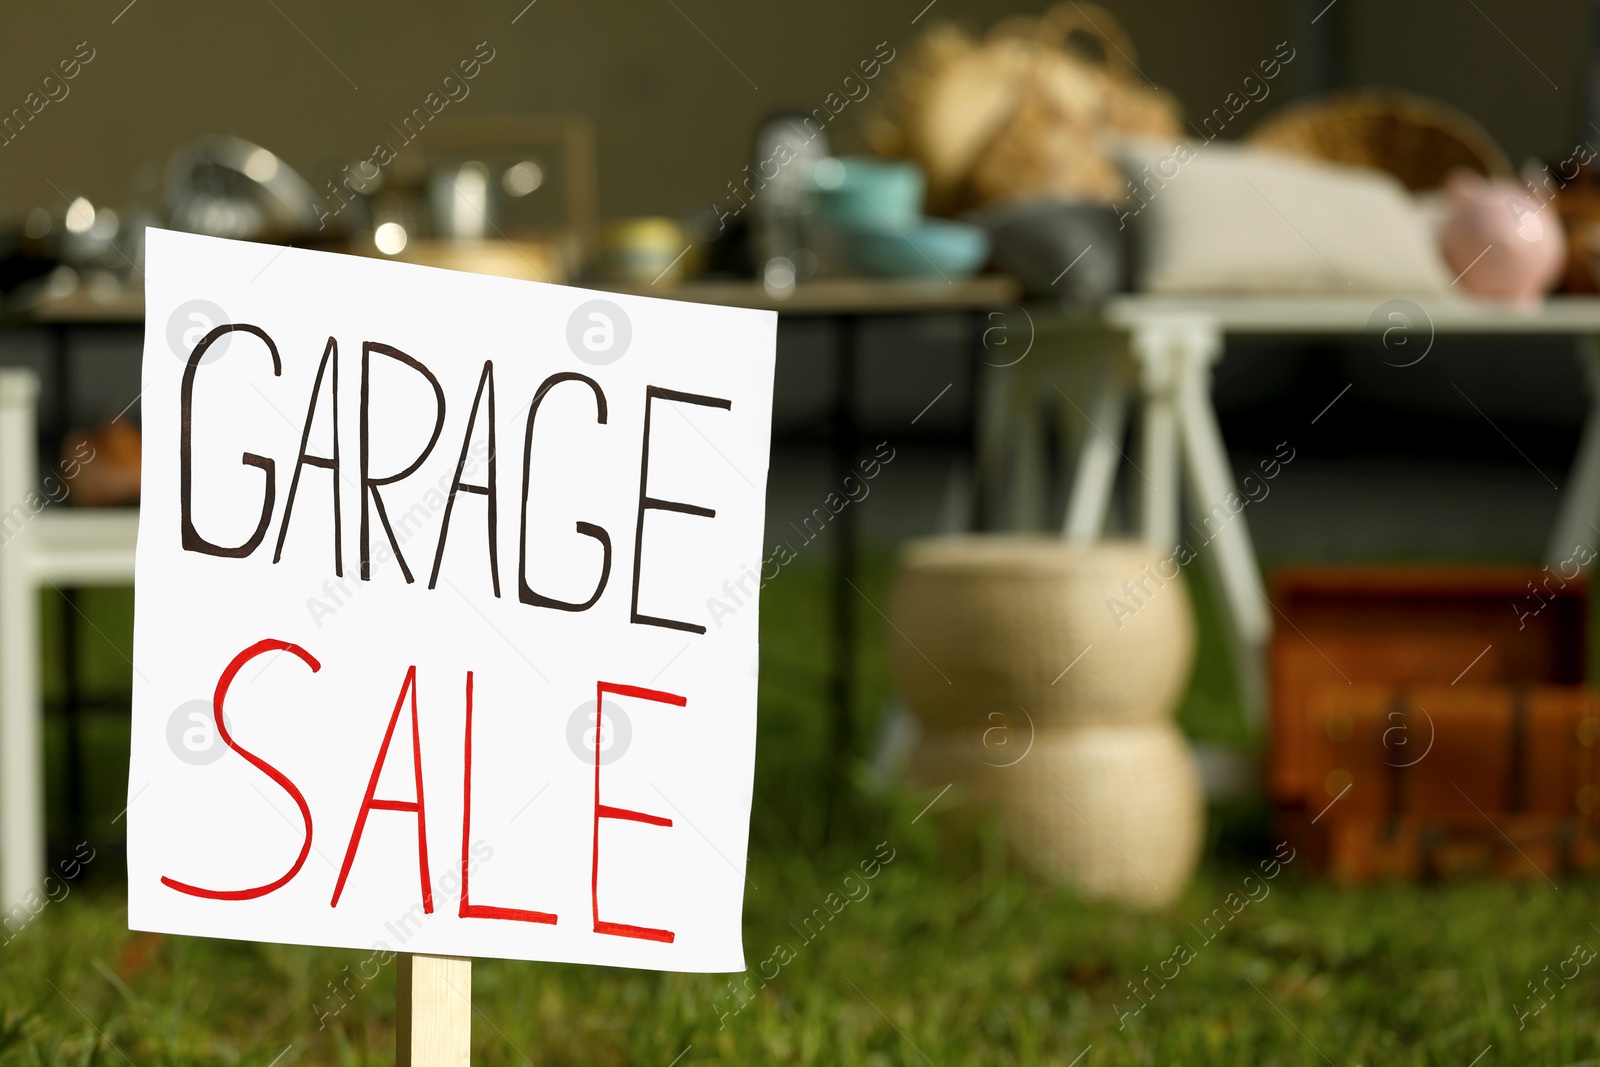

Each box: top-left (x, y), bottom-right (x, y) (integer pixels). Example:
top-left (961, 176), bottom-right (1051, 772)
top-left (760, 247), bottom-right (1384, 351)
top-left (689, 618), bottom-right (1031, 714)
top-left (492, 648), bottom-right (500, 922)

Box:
top-left (396, 954), bottom-right (471, 1067)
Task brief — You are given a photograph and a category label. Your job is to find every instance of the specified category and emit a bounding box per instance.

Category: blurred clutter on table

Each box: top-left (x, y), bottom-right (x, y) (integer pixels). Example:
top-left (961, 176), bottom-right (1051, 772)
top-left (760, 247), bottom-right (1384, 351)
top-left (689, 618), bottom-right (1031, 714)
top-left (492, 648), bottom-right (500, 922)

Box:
top-left (9, 4), bottom-right (1597, 321)
top-left (5, 3), bottom-right (1595, 331)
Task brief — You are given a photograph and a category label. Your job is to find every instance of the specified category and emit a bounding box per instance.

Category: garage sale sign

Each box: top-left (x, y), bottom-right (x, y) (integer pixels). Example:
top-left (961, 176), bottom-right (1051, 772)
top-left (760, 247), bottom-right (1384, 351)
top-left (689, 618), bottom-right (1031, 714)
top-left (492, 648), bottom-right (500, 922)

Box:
top-left (128, 229), bottom-right (776, 972)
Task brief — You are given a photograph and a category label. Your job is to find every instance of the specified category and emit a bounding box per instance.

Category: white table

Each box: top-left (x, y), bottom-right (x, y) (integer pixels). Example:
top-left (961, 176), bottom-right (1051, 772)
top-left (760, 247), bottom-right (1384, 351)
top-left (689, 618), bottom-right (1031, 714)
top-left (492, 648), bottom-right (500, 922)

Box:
top-left (0, 370), bottom-right (137, 907)
top-left (982, 294), bottom-right (1600, 727)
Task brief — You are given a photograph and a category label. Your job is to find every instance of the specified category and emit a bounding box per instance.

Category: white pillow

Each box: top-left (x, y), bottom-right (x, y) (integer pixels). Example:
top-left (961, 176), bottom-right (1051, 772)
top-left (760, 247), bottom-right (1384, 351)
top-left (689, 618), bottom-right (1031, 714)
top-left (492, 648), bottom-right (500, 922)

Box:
top-left (1110, 140), bottom-right (1453, 295)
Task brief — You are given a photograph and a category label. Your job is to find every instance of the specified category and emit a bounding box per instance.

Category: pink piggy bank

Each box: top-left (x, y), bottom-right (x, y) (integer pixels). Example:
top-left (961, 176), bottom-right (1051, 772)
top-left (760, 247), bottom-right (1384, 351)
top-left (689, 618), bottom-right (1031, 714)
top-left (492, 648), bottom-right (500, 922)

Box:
top-left (1439, 169), bottom-right (1566, 305)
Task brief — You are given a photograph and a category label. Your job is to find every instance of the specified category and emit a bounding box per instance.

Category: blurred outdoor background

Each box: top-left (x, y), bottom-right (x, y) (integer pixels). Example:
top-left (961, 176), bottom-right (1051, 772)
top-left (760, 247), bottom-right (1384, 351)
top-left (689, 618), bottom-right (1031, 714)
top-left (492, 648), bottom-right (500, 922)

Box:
top-left (4, 0), bottom-right (1600, 1063)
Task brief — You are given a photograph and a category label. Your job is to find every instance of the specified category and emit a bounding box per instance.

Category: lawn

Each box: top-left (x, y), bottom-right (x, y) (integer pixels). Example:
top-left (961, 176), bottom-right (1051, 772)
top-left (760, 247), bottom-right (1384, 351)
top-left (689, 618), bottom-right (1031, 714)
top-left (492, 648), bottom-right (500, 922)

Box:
top-left (3, 557), bottom-right (1599, 1065)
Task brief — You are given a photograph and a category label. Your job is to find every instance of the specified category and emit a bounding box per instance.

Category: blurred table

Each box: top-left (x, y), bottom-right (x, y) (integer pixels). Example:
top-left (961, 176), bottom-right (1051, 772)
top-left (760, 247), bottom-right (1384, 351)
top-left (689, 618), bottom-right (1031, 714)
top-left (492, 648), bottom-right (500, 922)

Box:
top-left (0, 272), bottom-right (1021, 903)
top-left (643, 278), bottom-right (1022, 804)
top-left (1001, 294), bottom-right (1600, 731)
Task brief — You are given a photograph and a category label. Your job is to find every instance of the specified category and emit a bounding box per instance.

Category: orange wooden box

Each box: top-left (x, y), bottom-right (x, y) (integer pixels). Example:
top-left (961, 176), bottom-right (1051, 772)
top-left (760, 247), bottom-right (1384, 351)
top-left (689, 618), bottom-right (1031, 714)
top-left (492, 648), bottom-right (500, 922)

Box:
top-left (1288, 685), bottom-right (1600, 880)
top-left (1270, 566), bottom-right (1587, 804)
top-left (1269, 567), bottom-right (1593, 880)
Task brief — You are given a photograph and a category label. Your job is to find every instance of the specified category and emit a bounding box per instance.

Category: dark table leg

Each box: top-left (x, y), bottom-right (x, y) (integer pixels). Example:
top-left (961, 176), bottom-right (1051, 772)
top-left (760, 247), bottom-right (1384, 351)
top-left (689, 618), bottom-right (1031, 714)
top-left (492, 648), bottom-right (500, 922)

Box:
top-left (47, 326), bottom-right (88, 853)
top-left (967, 310), bottom-right (992, 531)
top-left (829, 314), bottom-right (859, 782)
top-left (825, 309), bottom-right (993, 803)
top-left (60, 589), bottom-right (84, 852)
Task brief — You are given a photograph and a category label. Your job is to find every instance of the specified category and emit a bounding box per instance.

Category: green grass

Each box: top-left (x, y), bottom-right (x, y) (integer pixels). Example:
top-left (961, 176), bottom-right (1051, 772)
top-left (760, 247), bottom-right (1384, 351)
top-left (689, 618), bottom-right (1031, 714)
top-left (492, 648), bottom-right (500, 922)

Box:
top-left (5, 558), bottom-right (1600, 1065)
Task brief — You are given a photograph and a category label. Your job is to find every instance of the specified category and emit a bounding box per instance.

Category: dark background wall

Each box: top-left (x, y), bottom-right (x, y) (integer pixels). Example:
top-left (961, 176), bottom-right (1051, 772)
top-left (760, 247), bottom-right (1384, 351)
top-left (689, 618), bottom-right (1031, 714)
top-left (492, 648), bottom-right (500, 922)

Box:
top-left (0, 0), bottom-right (1589, 225)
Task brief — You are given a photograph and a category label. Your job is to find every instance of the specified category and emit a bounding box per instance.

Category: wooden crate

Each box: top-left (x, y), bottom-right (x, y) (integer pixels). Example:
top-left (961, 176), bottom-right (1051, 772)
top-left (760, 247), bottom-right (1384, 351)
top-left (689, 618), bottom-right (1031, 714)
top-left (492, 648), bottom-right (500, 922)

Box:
top-left (1270, 566), bottom-right (1587, 803)
top-left (1269, 567), bottom-right (1594, 880)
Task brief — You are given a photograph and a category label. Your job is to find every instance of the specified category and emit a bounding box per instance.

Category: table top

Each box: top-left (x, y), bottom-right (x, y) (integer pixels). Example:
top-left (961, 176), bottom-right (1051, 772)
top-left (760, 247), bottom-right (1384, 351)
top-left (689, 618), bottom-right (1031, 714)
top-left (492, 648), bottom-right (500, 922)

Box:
top-left (28, 282), bottom-right (1600, 333)
top-left (9, 274), bottom-right (1022, 326)
top-left (30, 508), bottom-right (138, 583)
top-left (609, 275), bottom-right (1022, 313)
top-left (15, 287), bottom-right (145, 324)
top-left (1099, 294), bottom-right (1600, 334)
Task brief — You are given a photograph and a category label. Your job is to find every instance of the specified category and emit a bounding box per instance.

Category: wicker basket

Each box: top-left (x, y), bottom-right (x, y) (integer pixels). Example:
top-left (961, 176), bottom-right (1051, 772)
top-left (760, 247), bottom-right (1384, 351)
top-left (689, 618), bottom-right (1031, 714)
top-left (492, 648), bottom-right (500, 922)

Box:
top-left (910, 722), bottom-right (1203, 908)
top-left (888, 536), bottom-right (1195, 729)
top-left (1247, 89), bottom-right (1512, 192)
top-left (869, 2), bottom-right (1181, 213)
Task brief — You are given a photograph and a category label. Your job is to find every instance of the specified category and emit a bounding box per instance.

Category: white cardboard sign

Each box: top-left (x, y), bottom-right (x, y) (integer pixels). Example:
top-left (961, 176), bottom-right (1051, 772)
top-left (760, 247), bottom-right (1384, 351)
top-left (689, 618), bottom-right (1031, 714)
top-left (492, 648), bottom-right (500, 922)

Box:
top-left (128, 230), bottom-right (775, 972)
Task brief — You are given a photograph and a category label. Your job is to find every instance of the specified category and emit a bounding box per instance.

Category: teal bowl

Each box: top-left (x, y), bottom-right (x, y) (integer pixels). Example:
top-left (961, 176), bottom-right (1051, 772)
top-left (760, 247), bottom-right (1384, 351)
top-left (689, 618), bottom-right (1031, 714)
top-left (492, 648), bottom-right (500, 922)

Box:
top-left (841, 217), bottom-right (990, 279)
top-left (811, 157), bottom-right (925, 229)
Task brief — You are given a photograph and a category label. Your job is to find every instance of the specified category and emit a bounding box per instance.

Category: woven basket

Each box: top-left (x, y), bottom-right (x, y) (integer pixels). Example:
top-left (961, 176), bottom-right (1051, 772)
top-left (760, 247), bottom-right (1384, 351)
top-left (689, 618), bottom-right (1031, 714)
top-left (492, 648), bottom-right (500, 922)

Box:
top-left (888, 536), bottom-right (1195, 729)
top-left (910, 722), bottom-right (1203, 908)
top-left (1247, 89), bottom-right (1512, 192)
top-left (869, 2), bottom-right (1181, 213)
